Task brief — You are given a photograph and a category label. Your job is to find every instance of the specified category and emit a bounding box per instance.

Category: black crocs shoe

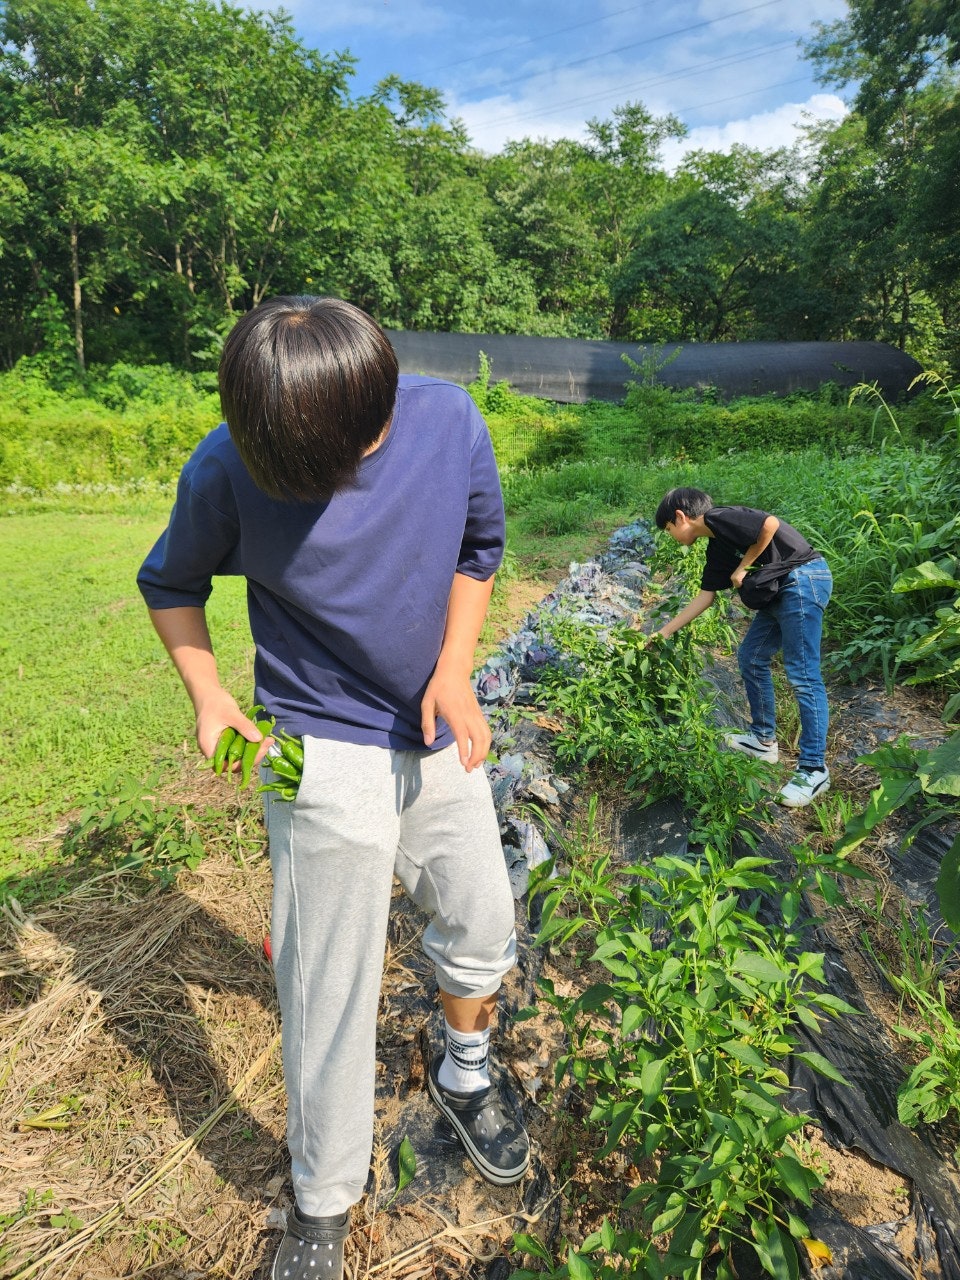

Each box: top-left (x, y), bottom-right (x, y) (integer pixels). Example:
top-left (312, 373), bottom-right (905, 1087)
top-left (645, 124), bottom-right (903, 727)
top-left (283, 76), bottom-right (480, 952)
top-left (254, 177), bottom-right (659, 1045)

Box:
top-left (271, 1206), bottom-right (349, 1280)
top-left (427, 1054), bottom-right (529, 1186)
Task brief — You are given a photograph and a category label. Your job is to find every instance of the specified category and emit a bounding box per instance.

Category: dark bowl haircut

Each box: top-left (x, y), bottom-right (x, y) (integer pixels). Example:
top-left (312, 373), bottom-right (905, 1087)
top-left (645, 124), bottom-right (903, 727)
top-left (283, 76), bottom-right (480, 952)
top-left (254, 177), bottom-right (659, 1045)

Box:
top-left (655, 487), bottom-right (713, 530)
top-left (219, 296), bottom-right (399, 502)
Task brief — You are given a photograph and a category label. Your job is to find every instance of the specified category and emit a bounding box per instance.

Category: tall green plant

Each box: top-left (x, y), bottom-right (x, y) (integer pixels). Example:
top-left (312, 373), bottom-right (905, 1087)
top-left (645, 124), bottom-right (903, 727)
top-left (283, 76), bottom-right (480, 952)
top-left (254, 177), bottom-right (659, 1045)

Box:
top-left (834, 736), bottom-right (960, 931)
top-left (532, 619), bottom-right (767, 848)
top-left (514, 841), bottom-right (858, 1280)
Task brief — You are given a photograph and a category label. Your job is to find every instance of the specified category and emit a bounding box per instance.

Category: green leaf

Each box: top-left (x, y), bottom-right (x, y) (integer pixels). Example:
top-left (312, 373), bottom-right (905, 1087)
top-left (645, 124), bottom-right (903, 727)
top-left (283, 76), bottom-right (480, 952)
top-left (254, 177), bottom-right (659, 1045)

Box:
top-left (622, 1003), bottom-right (646, 1037)
top-left (934, 833), bottom-right (960, 931)
top-left (810, 992), bottom-right (861, 1017)
top-left (834, 776), bottom-right (921, 855)
top-left (650, 1200), bottom-right (687, 1235)
top-left (731, 952), bottom-right (791, 984)
top-left (567, 1247), bottom-right (595, 1279)
top-left (664, 1209), bottom-right (706, 1264)
top-left (772, 1154), bottom-right (816, 1206)
top-left (640, 1057), bottom-right (671, 1106)
top-left (513, 1232), bottom-right (553, 1264)
top-left (598, 1100), bottom-right (640, 1156)
top-left (687, 1152), bottom-right (738, 1188)
top-left (396, 1136), bottom-right (416, 1194)
top-left (720, 1038), bottom-right (768, 1070)
top-left (892, 559), bottom-right (960, 593)
top-left (793, 1051), bottom-right (851, 1085)
top-left (917, 733), bottom-right (960, 797)
top-left (751, 1220), bottom-right (800, 1280)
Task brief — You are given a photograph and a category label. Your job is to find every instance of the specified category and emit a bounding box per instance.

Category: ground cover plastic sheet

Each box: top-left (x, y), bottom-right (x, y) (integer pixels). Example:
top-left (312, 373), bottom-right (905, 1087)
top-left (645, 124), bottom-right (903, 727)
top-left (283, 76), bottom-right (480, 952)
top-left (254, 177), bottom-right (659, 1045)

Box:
top-left (386, 330), bottom-right (923, 402)
top-left (464, 521), bottom-right (960, 1279)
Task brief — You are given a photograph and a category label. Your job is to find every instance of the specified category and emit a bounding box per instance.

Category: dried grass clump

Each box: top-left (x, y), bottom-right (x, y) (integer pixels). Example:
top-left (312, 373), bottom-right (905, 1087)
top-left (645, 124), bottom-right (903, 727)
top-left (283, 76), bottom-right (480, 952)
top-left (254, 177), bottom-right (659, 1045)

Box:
top-left (0, 850), bottom-right (541, 1279)
top-left (0, 853), bottom-right (288, 1279)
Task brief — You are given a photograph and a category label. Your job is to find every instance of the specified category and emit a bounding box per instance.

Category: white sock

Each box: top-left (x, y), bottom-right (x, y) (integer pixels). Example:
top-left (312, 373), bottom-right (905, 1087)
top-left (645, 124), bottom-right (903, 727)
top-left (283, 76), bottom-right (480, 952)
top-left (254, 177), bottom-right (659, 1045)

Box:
top-left (437, 1020), bottom-right (491, 1094)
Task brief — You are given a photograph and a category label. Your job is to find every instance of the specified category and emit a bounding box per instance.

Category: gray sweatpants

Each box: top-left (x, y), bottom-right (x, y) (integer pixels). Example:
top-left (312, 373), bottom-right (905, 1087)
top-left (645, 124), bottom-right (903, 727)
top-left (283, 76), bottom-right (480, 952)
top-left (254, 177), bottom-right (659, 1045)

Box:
top-left (264, 738), bottom-right (517, 1217)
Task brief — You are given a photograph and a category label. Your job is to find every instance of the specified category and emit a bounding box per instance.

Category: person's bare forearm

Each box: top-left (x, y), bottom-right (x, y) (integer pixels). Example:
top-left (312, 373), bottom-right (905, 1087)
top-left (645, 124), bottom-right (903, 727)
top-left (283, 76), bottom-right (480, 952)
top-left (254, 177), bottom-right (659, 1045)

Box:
top-left (148, 606), bottom-right (223, 711)
top-left (655, 589), bottom-right (717, 638)
top-left (421, 572), bottom-right (495, 769)
top-left (148, 606), bottom-right (266, 761)
top-left (730, 516), bottom-right (779, 588)
top-left (435, 573), bottom-right (495, 677)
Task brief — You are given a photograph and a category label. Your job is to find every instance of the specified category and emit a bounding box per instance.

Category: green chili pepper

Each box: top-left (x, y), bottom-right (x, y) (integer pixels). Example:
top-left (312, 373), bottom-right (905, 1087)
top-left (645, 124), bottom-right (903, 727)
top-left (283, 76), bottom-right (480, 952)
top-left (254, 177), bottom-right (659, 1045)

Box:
top-left (279, 734), bottom-right (305, 771)
top-left (225, 730), bottom-right (246, 770)
top-left (239, 737), bottom-right (261, 789)
top-left (257, 773), bottom-right (299, 803)
top-left (268, 754), bottom-right (301, 783)
top-left (256, 779), bottom-right (298, 800)
top-left (213, 727), bottom-right (236, 776)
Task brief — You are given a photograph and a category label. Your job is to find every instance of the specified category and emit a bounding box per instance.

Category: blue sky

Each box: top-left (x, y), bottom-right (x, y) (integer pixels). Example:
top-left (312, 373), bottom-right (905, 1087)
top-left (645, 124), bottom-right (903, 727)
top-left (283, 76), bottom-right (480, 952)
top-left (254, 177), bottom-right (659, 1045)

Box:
top-left (278, 0), bottom-right (851, 167)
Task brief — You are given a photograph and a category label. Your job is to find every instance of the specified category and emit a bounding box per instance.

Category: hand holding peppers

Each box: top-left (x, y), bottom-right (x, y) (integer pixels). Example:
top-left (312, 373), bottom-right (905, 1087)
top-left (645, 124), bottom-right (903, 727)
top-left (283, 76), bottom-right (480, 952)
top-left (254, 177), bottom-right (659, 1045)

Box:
top-left (211, 705), bottom-right (303, 802)
top-left (212, 704), bottom-right (274, 787)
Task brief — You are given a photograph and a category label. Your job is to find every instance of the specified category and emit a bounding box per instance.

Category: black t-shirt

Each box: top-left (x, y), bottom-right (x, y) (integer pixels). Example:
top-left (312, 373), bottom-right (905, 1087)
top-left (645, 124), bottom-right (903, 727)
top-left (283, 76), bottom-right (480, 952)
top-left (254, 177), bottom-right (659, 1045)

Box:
top-left (700, 505), bottom-right (818, 592)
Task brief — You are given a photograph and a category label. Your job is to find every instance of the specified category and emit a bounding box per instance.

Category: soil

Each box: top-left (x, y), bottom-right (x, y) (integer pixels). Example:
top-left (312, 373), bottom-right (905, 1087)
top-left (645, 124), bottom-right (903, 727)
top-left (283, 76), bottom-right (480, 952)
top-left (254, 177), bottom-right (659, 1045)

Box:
top-left (1, 574), bottom-right (958, 1280)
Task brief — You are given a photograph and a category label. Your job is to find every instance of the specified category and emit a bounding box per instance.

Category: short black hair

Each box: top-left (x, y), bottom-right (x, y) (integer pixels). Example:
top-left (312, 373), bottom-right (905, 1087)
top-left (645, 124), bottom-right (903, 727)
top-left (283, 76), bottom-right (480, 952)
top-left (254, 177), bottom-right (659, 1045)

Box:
top-left (218, 295), bottom-right (399, 502)
top-left (655, 487), bottom-right (713, 529)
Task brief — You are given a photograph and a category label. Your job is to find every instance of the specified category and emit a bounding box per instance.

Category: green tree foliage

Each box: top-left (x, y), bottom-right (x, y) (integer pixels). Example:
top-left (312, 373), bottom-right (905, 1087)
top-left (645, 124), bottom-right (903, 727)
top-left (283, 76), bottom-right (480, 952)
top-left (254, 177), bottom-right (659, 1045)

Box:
top-left (614, 147), bottom-right (806, 342)
top-left (0, 0), bottom-right (958, 371)
top-left (485, 138), bottom-right (608, 336)
top-left (806, 0), bottom-right (960, 365)
top-left (0, 0), bottom-right (363, 365)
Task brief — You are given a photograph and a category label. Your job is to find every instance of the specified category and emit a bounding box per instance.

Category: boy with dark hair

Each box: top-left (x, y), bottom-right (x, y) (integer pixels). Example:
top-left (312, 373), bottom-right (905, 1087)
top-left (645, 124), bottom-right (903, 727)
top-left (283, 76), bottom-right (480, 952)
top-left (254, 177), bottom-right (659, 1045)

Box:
top-left (137, 296), bottom-right (528, 1280)
top-left (652, 486), bottom-right (833, 807)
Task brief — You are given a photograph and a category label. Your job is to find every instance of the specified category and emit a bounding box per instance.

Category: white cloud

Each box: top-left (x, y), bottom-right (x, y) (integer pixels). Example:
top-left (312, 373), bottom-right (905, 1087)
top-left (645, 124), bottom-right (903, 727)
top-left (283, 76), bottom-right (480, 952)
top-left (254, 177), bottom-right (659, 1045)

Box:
top-left (659, 92), bottom-right (848, 168)
top-left (453, 93), bottom-right (592, 152)
top-left (451, 81), bottom-right (847, 163)
top-left (696, 0), bottom-right (848, 32)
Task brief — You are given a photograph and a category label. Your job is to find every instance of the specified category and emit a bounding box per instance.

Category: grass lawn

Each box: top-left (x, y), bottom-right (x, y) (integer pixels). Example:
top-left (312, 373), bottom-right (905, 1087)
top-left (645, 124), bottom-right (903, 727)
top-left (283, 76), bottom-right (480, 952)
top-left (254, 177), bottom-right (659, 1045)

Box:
top-left (0, 503), bottom-right (254, 873)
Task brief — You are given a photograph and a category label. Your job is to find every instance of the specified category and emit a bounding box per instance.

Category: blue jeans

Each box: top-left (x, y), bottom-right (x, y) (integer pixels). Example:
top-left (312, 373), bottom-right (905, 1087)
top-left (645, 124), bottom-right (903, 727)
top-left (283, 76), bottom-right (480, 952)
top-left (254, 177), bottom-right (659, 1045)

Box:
top-left (737, 558), bottom-right (833, 771)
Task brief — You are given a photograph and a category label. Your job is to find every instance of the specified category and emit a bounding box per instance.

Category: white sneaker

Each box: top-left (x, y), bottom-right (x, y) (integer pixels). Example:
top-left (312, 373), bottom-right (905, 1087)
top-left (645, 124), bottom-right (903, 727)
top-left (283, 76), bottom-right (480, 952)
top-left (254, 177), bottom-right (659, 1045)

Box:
top-left (723, 731), bottom-right (779, 764)
top-left (778, 767), bottom-right (830, 808)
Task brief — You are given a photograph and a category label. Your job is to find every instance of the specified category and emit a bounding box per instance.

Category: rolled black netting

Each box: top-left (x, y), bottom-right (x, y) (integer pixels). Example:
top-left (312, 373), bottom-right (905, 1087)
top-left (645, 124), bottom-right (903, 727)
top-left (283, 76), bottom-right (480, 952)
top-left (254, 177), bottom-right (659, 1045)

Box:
top-left (386, 331), bottom-right (922, 403)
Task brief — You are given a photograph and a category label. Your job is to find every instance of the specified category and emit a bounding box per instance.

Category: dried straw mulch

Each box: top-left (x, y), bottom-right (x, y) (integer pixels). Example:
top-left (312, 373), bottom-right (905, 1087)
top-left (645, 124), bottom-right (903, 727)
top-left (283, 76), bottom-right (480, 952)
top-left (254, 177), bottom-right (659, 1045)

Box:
top-left (1, 835), bottom-right (553, 1280)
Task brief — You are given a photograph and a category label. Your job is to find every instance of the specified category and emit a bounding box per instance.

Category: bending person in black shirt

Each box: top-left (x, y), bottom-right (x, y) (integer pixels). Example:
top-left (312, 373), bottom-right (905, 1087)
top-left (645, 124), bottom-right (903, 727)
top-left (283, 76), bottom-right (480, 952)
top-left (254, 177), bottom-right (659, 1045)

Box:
top-left (651, 486), bottom-right (833, 808)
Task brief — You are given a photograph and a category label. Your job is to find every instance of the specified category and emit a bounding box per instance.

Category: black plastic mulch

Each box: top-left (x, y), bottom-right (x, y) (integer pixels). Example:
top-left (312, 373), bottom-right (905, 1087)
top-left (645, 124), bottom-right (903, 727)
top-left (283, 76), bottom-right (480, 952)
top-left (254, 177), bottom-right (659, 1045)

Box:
top-left (381, 521), bottom-right (960, 1279)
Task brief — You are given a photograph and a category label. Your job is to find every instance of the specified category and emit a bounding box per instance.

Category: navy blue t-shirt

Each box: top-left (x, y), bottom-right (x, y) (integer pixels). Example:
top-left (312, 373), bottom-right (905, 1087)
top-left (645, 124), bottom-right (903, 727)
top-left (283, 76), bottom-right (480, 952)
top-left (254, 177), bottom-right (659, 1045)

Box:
top-left (137, 376), bottom-right (505, 750)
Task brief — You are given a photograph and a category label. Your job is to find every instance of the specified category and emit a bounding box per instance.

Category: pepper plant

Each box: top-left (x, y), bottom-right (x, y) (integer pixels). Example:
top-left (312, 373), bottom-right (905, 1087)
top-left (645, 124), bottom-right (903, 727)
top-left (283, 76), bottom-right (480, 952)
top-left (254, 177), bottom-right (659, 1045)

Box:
top-left (532, 618), bottom-right (771, 848)
top-left (516, 841), bottom-right (859, 1280)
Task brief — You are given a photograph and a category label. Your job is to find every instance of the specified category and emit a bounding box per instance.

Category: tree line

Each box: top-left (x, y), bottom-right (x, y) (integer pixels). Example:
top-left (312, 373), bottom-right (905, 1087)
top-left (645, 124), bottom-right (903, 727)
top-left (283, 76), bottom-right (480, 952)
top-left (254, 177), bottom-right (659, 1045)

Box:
top-left (0, 0), bottom-right (957, 377)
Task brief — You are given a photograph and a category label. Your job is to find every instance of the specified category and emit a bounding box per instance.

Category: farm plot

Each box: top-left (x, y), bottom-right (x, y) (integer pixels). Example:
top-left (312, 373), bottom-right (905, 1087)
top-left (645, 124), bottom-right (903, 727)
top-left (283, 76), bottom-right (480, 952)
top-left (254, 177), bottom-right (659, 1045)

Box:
top-left (2, 526), bottom-right (958, 1280)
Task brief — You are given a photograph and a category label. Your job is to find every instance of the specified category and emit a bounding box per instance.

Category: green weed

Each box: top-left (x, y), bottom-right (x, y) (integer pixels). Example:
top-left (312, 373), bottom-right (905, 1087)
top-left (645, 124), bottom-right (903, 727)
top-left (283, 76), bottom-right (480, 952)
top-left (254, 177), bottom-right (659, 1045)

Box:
top-left (60, 769), bottom-right (207, 885)
top-left (834, 736), bottom-right (960, 932)
top-left (892, 977), bottom-right (960, 1153)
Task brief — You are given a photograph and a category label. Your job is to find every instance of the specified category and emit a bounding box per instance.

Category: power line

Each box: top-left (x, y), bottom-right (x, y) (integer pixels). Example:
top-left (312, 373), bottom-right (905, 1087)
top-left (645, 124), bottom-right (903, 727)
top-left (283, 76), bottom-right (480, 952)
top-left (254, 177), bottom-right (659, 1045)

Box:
top-left (472, 36), bottom-right (801, 130)
top-left (462, 74), bottom-right (821, 148)
top-left (431, 1), bottom-right (656, 72)
top-left (450, 0), bottom-right (789, 96)
top-left (674, 73), bottom-right (814, 116)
